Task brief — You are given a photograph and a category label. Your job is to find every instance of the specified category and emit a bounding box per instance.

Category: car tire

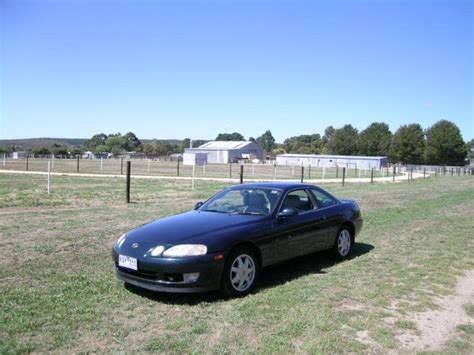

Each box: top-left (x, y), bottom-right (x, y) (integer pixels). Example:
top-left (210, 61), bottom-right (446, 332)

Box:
top-left (221, 246), bottom-right (259, 297)
top-left (332, 226), bottom-right (353, 259)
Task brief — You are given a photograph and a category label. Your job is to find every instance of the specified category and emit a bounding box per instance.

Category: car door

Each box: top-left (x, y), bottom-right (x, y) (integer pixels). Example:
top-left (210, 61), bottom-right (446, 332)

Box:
top-left (309, 188), bottom-right (344, 249)
top-left (271, 189), bottom-right (327, 263)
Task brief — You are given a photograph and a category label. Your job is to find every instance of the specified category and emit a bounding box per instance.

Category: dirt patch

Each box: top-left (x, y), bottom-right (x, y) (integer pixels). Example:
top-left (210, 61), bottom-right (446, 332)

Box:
top-left (396, 269), bottom-right (474, 351)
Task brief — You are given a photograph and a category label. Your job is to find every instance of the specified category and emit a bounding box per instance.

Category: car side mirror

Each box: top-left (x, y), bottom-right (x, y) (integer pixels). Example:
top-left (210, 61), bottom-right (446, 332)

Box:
top-left (277, 207), bottom-right (298, 219)
top-left (194, 202), bottom-right (204, 210)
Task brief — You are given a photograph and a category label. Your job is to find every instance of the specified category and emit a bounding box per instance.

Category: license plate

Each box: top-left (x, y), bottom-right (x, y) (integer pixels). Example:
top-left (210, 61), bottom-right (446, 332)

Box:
top-left (118, 255), bottom-right (137, 271)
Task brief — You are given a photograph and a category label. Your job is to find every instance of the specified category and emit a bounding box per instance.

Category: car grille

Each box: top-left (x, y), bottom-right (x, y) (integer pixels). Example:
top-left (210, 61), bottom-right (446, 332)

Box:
top-left (116, 264), bottom-right (184, 283)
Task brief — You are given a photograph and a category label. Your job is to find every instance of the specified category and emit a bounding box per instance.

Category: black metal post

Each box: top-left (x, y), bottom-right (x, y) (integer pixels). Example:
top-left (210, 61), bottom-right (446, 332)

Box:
top-left (126, 161), bottom-right (131, 203)
top-left (423, 168), bottom-right (426, 179)
top-left (393, 166), bottom-right (396, 182)
top-left (77, 155), bottom-right (80, 173)
top-left (229, 163), bottom-right (232, 178)
top-left (177, 158), bottom-right (180, 176)
top-left (301, 166), bottom-right (304, 183)
top-left (240, 165), bottom-right (244, 184)
top-left (308, 164), bottom-right (311, 179)
top-left (342, 167), bottom-right (346, 187)
top-left (370, 168), bottom-right (374, 184)
top-left (26, 154), bottom-right (29, 171)
top-left (336, 165), bottom-right (339, 179)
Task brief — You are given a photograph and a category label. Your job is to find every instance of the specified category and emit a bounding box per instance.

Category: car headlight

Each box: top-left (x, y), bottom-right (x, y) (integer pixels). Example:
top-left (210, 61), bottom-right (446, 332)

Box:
top-left (150, 245), bottom-right (165, 256)
top-left (162, 244), bottom-right (207, 257)
top-left (116, 233), bottom-right (127, 248)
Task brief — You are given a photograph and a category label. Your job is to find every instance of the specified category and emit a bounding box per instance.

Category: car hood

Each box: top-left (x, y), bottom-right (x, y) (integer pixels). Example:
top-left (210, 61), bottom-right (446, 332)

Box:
top-left (121, 210), bottom-right (265, 251)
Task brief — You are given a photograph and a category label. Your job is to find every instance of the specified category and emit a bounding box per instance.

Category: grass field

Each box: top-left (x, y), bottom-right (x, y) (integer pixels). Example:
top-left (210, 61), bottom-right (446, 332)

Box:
top-left (0, 173), bottom-right (473, 353)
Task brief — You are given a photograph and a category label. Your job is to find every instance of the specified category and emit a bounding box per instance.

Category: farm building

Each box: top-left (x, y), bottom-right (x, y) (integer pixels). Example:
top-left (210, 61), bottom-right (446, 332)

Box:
top-left (12, 151), bottom-right (27, 159)
top-left (185, 141), bottom-right (264, 164)
top-left (276, 154), bottom-right (389, 169)
top-left (183, 152), bottom-right (208, 166)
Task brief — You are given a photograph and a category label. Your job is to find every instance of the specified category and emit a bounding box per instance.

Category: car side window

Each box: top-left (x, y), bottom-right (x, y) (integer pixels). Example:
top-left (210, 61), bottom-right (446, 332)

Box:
top-left (281, 190), bottom-right (314, 213)
top-left (311, 189), bottom-right (337, 208)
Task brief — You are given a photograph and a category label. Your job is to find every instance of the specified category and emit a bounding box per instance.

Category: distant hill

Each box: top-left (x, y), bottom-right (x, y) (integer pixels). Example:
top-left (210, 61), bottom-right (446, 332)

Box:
top-left (0, 137), bottom-right (185, 150)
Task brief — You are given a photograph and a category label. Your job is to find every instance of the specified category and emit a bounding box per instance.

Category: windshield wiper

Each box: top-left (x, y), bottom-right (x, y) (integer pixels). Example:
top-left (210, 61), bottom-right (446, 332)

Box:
top-left (234, 212), bottom-right (265, 216)
top-left (202, 209), bottom-right (228, 214)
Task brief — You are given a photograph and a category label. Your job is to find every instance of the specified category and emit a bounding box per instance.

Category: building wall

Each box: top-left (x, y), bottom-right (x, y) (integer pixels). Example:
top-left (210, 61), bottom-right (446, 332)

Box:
top-left (183, 153), bottom-right (208, 166)
top-left (276, 155), bottom-right (389, 169)
top-left (185, 142), bottom-right (263, 164)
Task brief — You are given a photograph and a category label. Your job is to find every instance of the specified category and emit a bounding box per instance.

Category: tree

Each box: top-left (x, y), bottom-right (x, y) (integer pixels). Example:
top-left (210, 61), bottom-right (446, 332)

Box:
top-left (215, 132), bottom-right (245, 141)
top-left (124, 132), bottom-right (142, 150)
top-left (284, 134), bottom-right (322, 154)
top-left (425, 120), bottom-right (467, 165)
top-left (256, 130), bottom-right (276, 151)
top-left (327, 125), bottom-right (359, 155)
top-left (85, 133), bottom-right (107, 150)
top-left (358, 122), bottom-right (392, 156)
top-left (389, 124), bottom-right (425, 164)
top-left (31, 146), bottom-right (51, 156)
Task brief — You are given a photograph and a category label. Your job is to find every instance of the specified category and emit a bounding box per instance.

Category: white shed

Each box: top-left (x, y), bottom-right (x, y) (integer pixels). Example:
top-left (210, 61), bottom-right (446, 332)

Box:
top-left (276, 154), bottom-right (389, 169)
top-left (12, 151), bottom-right (27, 159)
top-left (185, 141), bottom-right (264, 164)
top-left (183, 152), bottom-right (208, 166)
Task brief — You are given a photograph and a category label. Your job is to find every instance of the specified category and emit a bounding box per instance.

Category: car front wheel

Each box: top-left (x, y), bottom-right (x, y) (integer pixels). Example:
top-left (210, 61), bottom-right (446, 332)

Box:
top-left (332, 226), bottom-right (353, 259)
top-left (221, 247), bottom-right (259, 297)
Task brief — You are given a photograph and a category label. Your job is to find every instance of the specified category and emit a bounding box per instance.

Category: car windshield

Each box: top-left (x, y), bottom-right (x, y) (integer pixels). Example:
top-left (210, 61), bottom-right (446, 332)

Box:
top-left (199, 187), bottom-right (283, 216)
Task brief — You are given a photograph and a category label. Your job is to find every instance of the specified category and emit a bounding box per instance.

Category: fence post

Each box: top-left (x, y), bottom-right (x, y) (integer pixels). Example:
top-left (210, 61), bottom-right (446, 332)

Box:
top-left (240, 164), bottom-right (244, 184)
top-left (273, 163), bottom-right (277, 180)
top-left (292, 163), bottom-right (295, 176)
top-left (26, 154), bottom-right (29, 171)
top-left (47, 160), bottom-right (51, 194)
top-left (308, 164), bottom-right (311, 179)
top-left (76, 155), bottom-right (80, 173)
top-left (322, 167), bottom-right (326, 181)
top-left (336, 165), bottom-right (339, 178)
top-left (126, 161), bottom-right (131, 203)
top-left (370, 168), bottom-right (374, 184)
top-left (393, 166), bottom-right (396, 182)
top-left (3, 153), bottom-right (5, 166)
top-left (100, 157), bottom-right (103, 173)
top-left (342, 167), bottom-right (346, 187)
top-left (52, 154), bottom-right (55, 170)
top-left (423, 168), bottom-right (426, 179)
top-left (177, 158), bottom-right (180, 176)
top-left (300, 166), bottom-right (304, 183)
top-left (229, 163), bottom-right (232, 178)
top-left (450, 168), bottom-right (453, 177)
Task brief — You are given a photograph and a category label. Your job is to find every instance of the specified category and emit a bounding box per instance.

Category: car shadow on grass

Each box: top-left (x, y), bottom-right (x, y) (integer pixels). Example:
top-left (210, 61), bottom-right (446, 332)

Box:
top-left (124, 242), bottom-right (374, 305)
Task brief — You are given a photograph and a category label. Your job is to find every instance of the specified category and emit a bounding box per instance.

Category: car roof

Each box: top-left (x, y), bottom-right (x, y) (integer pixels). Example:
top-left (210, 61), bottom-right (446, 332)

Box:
top-left (228, 181), bottom-right (317, 191)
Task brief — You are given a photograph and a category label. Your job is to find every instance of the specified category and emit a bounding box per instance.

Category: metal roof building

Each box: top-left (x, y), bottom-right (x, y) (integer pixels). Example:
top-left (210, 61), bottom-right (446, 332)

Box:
top-left (276, 154), bottom-right (389, 169)
top-left (185, 141), bottom-right (264, 164)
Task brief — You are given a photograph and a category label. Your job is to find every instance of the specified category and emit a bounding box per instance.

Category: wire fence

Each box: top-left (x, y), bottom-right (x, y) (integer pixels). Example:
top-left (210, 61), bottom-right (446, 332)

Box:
top-left (1, 156), bottom-right (471, 203)
top-left (0, 156), bottom-right (412, 180)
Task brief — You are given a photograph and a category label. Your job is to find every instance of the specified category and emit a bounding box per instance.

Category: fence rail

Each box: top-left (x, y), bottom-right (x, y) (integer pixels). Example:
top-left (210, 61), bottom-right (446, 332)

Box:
top-left (1, 157), bottom-right (471, 203)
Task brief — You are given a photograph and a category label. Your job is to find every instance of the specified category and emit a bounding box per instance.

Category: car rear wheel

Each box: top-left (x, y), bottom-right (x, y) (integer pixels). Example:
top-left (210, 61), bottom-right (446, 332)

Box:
top-left (221, 247), bottom-right (259, 297)
top-left (332, 226), bottom-right (353, 259)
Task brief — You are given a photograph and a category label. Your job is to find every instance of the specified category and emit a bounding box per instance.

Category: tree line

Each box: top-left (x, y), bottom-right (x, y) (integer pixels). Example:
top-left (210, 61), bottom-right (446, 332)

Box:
top-left (1, 119), bottom-right (470, 165)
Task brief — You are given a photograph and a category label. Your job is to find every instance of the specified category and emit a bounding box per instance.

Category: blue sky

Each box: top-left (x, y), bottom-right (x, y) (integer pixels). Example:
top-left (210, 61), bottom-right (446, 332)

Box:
top-left (1, 0), bottom-right (473, 142)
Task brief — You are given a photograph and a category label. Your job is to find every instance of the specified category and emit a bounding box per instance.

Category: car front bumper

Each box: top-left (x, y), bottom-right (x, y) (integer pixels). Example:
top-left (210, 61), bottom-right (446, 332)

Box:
top-left (112, 249), bottom-right (225, 293)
